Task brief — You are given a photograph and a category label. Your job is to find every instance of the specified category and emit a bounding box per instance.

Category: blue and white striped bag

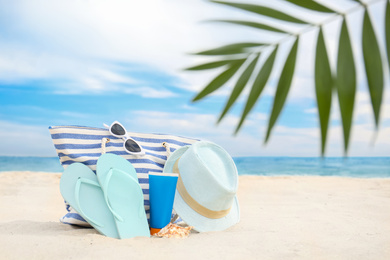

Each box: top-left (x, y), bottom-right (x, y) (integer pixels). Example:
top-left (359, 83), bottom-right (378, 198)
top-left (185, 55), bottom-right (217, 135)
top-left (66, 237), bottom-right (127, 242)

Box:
top-left (49, 125), bottom-right (198, 227)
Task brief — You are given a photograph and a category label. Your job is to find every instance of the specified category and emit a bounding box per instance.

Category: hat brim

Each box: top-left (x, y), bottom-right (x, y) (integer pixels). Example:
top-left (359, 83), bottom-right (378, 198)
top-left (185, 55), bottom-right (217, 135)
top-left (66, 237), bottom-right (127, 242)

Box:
top-left (163, 145), bottom-right (240, 232)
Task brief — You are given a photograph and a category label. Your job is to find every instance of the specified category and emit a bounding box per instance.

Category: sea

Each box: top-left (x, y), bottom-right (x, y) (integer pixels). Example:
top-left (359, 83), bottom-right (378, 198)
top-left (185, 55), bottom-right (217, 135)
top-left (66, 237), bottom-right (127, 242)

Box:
top-left (0, 156), bottom-right (389, 178)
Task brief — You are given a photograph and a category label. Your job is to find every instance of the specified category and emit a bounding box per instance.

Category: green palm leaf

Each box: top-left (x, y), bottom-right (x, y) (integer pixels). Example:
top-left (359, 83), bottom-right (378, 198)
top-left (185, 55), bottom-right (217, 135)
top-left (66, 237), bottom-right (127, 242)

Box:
top-left (215, 20), bottom-right (289, 34)
top-left (362, 9), bottom-right (384, 128)
top-left (192, 59), bottom-right (245, 101)
top-left (188, 0), bottom-right (387, 156)
top-left (336, 19), bottom-right (356, 154)
top-left (194, 42), bottom-right (264, 56)
top-left (265, 37), bottom-right (299, 143)
top-left (315, 27), bottom-right (334, 156)
top-left (386, 1), bottom-right (390, 72)
top-left (218, 54), bottom-right (260, 123)
top-left (210, 1), bottom-right (308, 24)
top-left (235, 47), bottom-right (278, 134)
top-left (284, 0), bottom-right (335, 13)
top-left (185, 58), bottom-right (246, 71)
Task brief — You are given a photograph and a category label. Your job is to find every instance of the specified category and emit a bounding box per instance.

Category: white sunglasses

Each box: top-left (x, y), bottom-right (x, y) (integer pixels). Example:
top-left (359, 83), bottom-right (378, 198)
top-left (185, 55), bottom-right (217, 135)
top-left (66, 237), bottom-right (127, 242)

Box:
top-left (103, 121), bottom-right (145, 156)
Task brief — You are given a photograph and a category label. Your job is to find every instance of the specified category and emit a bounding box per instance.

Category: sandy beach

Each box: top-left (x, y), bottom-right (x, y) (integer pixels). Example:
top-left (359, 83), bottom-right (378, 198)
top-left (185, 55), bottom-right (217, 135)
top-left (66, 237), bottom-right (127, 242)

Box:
top-left (0, 171), bottom-right (389, 259)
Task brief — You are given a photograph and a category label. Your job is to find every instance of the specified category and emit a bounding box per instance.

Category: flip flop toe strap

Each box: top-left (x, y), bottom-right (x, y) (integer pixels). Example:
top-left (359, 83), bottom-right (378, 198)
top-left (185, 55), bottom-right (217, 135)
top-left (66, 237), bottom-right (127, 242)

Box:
top-left (75, 177), bottom-right (105, 228)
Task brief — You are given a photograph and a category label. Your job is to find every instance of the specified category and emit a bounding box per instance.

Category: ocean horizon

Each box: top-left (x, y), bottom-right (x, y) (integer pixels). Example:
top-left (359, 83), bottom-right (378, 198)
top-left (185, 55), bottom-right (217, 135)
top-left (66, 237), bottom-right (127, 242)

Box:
top-left (0, 156), bottom-right (389, 178)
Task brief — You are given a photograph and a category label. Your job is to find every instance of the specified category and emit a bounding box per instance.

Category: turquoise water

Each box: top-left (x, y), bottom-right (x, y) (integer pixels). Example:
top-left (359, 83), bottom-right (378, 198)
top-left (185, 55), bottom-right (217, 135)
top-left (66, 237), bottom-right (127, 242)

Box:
top-left (0, 156), bottom-right (64, 173)
top-left (233, 157), bottom-right (390, 178)
top-left (0, 156), bottom-right (389, 178)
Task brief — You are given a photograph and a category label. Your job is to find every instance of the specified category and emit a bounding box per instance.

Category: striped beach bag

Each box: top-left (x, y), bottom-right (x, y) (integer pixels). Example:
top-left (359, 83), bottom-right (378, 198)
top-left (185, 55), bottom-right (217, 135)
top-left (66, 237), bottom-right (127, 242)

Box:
top-left (49, 125), bottom-right (198, 226)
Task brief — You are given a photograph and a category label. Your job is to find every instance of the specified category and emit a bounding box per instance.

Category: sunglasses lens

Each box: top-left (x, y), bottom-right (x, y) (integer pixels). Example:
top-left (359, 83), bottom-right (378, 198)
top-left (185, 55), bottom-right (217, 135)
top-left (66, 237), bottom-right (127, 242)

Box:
top-left (125, 139), bottom-right (141, 153)
top-left (111, 123), bottom-right (126, 136)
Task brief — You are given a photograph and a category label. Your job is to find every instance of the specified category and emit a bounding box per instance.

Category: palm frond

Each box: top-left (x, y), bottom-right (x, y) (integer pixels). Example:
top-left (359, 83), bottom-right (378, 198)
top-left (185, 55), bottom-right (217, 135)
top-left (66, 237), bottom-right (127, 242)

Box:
top-left (235, 47), bottom-right (278, 134)
top-left (284, 0), bottom-right (335, 13)
top-left (315, 27), bottom-right (334, 156)
top-left (265, 37), bottom-right (299, 143)
top-left (218, 54), bottom-right (260, 123)
top-left (187, 0), bottom-right (388, 156)
top-left (336, 19), bottom-right (356, 155)
top-left (185, 58), bottom-right (246, 71)
top-left (192, 59), bottom-right (245, 101)
top-left (193, 42), bottom-right (264, 56)
top-left (213, 20), bottom-right (291, 34)
top-left (362, 9), bottom-right (384, 128)
top-left (385, 1), bottom-right (390, 73)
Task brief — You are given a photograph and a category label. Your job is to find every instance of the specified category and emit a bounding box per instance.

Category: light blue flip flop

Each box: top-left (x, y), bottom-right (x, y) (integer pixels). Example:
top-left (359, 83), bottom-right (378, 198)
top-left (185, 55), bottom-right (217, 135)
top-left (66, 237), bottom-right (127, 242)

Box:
top-left (59, 163), bottom-right (119, 238)
top-left (97, 153), bottom-right (138, 181)
top-left (97, 153), bottom-right (150, 239)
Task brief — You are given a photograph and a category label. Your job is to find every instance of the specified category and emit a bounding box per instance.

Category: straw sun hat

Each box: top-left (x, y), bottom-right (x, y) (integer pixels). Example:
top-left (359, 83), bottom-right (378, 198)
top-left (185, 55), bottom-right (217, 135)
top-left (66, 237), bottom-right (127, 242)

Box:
top-left (163, 141), bottom-right (240, 232)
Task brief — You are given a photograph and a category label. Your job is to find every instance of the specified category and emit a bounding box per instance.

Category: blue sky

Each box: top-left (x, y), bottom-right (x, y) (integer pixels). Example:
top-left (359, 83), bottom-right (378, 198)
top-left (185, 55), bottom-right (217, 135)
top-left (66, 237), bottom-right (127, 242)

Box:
top-left (0, 0), bottom-right (389, 157)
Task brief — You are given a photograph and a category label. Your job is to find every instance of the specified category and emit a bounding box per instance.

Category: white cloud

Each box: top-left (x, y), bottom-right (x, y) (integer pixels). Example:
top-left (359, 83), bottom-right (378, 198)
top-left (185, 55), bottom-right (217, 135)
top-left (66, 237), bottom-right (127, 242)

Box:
top-left (0, 43), bottom-right (50, 82)
top-left (123, 86), bottom-right (177, 98)
top-left (354, 91), bottom-right (390, 122)
top-left (0, 120), bottom-right (57, 156)
top-left (126, 110), bottom-right (238, 137)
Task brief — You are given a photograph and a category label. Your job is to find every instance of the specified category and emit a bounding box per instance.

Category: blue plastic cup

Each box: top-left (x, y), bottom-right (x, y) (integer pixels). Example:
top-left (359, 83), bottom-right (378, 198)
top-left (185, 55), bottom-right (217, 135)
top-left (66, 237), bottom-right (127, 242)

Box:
top-left (149, 172), bottom-right (178, 234)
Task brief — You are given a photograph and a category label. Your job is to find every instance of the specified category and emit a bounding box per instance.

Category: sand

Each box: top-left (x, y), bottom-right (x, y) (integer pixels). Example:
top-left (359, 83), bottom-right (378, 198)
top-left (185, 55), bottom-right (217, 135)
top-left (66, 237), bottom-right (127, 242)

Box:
top-left (0, 171), bottom-right (389, 260)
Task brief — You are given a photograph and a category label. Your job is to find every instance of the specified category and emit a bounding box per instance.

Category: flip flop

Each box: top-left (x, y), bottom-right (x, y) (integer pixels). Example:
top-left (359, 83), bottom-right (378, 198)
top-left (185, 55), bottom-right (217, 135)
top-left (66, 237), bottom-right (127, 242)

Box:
top-left (97, 153), bottom-right (138, 181)
top-left (59, 163), bottom-right (119, 238)
top-left (97, 153), bottom-right (150, 239)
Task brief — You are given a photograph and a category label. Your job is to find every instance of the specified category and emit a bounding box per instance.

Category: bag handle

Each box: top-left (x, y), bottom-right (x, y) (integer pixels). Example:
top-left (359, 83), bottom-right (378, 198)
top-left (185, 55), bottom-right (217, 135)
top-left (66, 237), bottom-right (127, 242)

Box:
top-left (101, 138), bottom-right (110, 155)
top-left (162, 142), bottom-right (171, 158)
